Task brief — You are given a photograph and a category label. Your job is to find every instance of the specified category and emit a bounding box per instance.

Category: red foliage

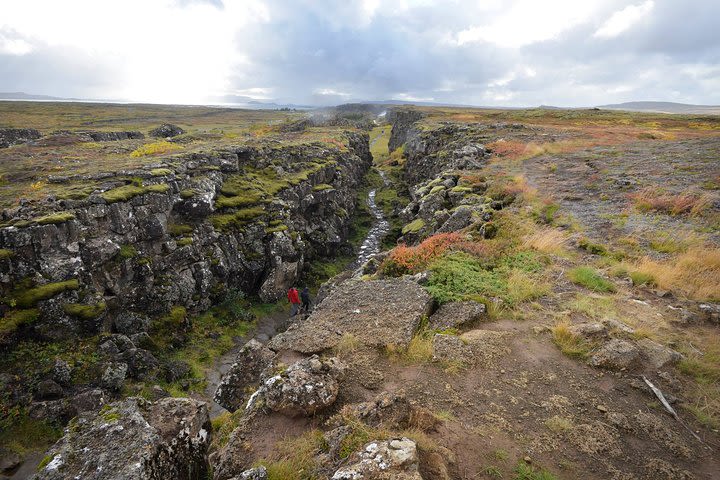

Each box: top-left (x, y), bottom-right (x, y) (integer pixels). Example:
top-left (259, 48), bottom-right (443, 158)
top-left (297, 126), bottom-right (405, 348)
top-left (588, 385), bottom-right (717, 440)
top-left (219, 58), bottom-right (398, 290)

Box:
top-left (384, 233), bottom-right (464, 275)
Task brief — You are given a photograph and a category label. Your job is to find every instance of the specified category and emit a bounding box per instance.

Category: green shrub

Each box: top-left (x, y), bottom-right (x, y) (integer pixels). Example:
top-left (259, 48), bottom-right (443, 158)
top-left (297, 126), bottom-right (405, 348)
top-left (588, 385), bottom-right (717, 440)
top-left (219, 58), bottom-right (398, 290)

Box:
top-left (514, 461), bottom-right (558, 480)
top-left (568, 267), bottom-right (616, 292)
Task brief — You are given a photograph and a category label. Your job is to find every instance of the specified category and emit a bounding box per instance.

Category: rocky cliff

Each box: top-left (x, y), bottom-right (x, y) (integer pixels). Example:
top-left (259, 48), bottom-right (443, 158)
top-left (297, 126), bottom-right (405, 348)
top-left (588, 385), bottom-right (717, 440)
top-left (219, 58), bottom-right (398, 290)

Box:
top-left (0, 132), bottom-right (371, 344)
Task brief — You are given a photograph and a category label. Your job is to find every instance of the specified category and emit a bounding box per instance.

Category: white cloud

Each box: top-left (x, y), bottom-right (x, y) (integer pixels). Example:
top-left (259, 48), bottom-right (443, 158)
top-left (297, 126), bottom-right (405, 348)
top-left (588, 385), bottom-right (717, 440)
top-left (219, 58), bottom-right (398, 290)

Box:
top-left (594, 1), bottom-right (654, 38)
top-left (0, 32), bottom-right (33, 55)
top-left (455, 0), bottom-right (604, 48)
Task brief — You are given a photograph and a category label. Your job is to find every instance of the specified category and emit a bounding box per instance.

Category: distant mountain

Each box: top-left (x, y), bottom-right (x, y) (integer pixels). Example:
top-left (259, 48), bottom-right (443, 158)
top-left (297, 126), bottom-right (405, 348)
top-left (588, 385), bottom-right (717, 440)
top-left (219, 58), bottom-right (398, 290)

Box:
top-left (597, 101), bottom-right (720, 115)
top-left (0, 91), bottom-right (73, 101)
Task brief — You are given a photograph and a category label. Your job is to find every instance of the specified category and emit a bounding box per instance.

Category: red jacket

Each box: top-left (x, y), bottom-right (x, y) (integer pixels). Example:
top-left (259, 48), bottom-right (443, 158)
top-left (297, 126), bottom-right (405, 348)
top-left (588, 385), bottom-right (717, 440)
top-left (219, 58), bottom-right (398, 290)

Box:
top-left (287, 288), bottom-right (300, 304)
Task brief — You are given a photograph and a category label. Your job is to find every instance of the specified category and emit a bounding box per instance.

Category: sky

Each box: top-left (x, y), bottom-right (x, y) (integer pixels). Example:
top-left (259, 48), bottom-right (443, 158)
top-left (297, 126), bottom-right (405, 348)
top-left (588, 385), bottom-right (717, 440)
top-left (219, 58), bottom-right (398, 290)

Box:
top-left (0, 0), bottom-right (719, 107)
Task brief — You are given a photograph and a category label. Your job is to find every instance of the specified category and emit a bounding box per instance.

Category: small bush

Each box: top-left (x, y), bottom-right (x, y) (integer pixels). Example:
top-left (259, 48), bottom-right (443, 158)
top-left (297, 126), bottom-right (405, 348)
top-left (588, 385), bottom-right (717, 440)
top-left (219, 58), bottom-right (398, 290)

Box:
top-left (629, 270), bottom-right (655, 286)
top-left (381, 233), bottom-right (464, 276)
top-left (568, 267), bottom-right (616, 293)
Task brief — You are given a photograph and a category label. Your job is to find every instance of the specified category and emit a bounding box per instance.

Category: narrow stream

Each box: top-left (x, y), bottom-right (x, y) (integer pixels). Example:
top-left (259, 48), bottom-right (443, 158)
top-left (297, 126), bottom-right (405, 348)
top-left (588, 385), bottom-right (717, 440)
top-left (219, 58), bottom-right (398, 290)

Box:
top-left (350, 169), bottom-right (390, 272)
top-left (203, 169), bottom-right (391, 417)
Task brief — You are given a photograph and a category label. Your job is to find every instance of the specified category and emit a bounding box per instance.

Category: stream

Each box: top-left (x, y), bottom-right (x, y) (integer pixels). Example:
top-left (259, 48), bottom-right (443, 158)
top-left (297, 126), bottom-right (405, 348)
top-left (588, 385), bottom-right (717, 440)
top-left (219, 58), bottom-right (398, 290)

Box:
top-left (203, 168), bottom-right (391, 417)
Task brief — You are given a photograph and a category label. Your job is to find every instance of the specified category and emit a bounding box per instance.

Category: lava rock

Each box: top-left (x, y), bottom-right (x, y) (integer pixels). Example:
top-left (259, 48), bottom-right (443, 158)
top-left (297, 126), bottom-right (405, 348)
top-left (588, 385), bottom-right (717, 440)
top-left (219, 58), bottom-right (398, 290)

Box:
top-left (428, 301), bottom-right (486, 331)
top-left (101, 362), bottom-right (128, 391)
top-left (214, 339), bottom-right (276, 413)
top-left (113, 312), bottom-right (150, 335)
top-left (230, 467), bottom-right (268, 480)
top-left (590, 339), bottom-right (640, 370)
top-left (332, 437), bottom-right (421, 480)
top-left (35, 379), bottom-right (64, 400)
top-left (32, 397), bottom-right (210, 480)
top-left (0, 128), bottom-right (41, 148)
top-left (261, 355), bottom-right (345, 417)
top-left (432, 334), bottom-right (473, 364)
top-left (149, 123), bottom-right (185, 138)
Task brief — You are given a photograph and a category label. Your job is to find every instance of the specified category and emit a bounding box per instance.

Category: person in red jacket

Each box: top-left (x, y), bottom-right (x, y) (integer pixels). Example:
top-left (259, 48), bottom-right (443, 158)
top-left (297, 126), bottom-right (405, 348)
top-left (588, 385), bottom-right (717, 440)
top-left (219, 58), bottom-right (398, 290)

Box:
top-left (287, 286), bottom-right (301, 317)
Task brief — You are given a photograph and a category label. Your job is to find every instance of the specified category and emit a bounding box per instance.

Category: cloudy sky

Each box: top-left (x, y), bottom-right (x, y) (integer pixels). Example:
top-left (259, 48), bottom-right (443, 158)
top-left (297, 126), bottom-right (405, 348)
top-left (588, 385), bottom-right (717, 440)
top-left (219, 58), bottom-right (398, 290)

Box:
top-left (1, 0), bottom-right (719, 107)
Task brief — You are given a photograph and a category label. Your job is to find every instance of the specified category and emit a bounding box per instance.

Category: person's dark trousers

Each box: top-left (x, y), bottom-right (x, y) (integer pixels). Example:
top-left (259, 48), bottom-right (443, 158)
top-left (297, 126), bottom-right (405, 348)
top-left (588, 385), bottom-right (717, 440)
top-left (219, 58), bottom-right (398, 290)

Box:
top-left (290, 303), bottom-right (299, 316)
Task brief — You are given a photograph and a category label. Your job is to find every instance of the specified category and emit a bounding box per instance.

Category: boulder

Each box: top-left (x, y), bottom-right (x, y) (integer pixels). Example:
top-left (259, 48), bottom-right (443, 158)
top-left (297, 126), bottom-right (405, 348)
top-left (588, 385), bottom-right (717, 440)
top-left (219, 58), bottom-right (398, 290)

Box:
top-left (214, 339), bottom-right (276, 413)
top-left (638, 338), bottom-right (683, 369)
top-left (230, 467), bottom-right (268, 480)
top-left (590, 339), bottom-right (640, 370)
top-left (699, 303), bottom-right (720, 324)
top-left (53, 359), bottom-right (72, 386)
top-left (339, 391), bottom-right (413, 429)
top-left (32, 397), bottom-right (210, 480)
top-left (427, 301), bottom-right (486, 331)
top-left (101, 362), bottom-right (128, 391)
top-left (332, 437), bottom-right (421, 480)
top-left (261, 355), bottom-right (345, 417)
top-left (35, 379), bottom-right (64, 400)
top-left (568, 322), bottom-right (608, 339)
top-left (113, 312), bottom-right (150, 335)
top-left (149, 123), bottom-right (185, 138)
top-left (0, 448), bottom-right (22, 473)
top-left (269, 279), bottom-right (432, 353)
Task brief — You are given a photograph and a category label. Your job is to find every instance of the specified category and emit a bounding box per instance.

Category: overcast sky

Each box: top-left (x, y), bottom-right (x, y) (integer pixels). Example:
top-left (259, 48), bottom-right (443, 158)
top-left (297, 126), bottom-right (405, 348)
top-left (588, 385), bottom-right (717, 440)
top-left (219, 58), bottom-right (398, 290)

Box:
top-left (1, 0), bottom-right (719, 106)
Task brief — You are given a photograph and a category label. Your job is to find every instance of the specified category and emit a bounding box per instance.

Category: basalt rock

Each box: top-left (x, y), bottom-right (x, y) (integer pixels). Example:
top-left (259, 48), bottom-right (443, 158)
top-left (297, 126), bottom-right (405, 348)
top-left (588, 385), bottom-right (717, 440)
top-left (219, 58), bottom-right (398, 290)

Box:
top-left (214, 339), bottom-right (277, 413)
top-left (428, 301), bottom-right (486, 331)
top-left (149, 123), bottom-right (185, 138)
top-left (332, 437), bottom-right (422, 480)
top-left (260, 355), bottom-right (345, 417)
top-left (32, 397), bottom-right (210, 480)
top-left (0, 128), bottom-right (41, 148)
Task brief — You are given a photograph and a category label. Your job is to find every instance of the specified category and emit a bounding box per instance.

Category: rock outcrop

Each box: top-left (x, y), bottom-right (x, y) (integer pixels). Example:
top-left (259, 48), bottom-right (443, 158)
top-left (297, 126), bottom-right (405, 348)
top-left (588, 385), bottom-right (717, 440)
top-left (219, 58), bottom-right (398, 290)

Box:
top-left (32, 397), bottom-right (210, 480)
top-left (0, 133), bottom-right (372, 345)
top-left (268, 278), bottom-right (433, 353)
top-left (0, 128), bottom-right (41, 148)
top-left (149, 124), bottom-right (185, 138)
top-left (332, 437), bottom-right (422, 480)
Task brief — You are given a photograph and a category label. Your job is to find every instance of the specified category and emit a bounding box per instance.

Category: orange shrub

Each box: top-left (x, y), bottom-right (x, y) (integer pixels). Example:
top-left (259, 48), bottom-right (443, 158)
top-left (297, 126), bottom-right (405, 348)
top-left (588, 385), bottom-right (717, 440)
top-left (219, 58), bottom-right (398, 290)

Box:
top-left (382, 233), bottom-right (464, 276)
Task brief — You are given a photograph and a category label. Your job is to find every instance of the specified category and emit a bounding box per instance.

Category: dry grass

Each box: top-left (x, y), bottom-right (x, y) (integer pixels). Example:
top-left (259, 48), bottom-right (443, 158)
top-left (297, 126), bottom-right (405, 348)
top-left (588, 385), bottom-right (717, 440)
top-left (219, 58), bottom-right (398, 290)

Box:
top-left (522, 228), bottom-right (567, 255)
top-left (334, 332), bottom-right (360, 357)
top-left (629, 187), bottom-right (714, 217)
top-left (551, 321), bottom-right (592, 358)
top-left (632, 246), bottom-right (720, 301)
top-left (544, 415), bottom-right (574, 433)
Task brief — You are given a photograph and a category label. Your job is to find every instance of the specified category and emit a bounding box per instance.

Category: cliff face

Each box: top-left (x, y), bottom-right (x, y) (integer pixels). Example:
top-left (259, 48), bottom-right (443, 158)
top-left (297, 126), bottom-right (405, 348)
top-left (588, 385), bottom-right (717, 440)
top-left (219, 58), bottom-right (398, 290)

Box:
top-left (386, 108), bottom-right (425, 153)
top-left (0, 132), bottom-right (371, 342)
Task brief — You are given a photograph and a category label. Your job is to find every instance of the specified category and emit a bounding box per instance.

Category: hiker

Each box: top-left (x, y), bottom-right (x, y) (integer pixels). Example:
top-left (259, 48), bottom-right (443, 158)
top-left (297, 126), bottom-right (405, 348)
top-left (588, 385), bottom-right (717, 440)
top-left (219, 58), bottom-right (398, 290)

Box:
top-left (300, 286), bottom-right (312, 314)
top-left (287, 286), bottom-right (301, 317)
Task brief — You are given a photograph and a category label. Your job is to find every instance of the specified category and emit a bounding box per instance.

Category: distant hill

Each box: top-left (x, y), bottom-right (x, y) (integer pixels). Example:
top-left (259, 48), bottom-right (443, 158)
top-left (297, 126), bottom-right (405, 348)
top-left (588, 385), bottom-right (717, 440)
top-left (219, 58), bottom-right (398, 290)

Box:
top-left (0, 91), bottom-right (73, 101)
top-left (597, 101), bottom-right (720, 115)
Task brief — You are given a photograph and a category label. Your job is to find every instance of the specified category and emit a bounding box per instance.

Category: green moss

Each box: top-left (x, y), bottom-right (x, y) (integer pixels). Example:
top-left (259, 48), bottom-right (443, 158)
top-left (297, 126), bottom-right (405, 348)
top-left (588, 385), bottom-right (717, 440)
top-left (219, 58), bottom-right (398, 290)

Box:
top-left (216, 192), bottom-right (265, 209)
top-left (101, 183), bottom-right (168, 203)
top-left (100, 405), bottom-right (121, 422)
top-left (180, 189), bottom-right (197, 199)
top-left (168, 223), bottom-right (194, 236)
top-left (35, 211), bottom-right (75, 225)
top-left (0, 409), bottom-right (62, 459)
top-left (401, 218), bottom-right (425, 235)
top-left (146, 184), bottom-right (169, 194)
top-left (177, 237), bottom-right (194, 247)
top-left (568, 267), bottom-right (616, 293)
top-left (211, 207), bottom-right (265, 232)
top-left (6, 279), bottom-right (80, 309)
top-left (312, 183), bottom-right (334, 191)
top-left (0, 248), bottom-right (14, 260)
top-left (429, 185), bottom-right (445, 195)
top-left (63, 302), bottom-right (106, 320)
top-left (0, 308), bottom-right (40, 335)
top-left (150, 168), bottom-right (173, 176)
top-left (451, 186), bottom-right (473, 193)
top-left (117, 244), bottom-right (138, 259)
top-left (101, 184), bottom-right (146, 203)
top-left (37, 454), bottom-right (55, 471)
top-left (265, 224), bottom-right (288, 234)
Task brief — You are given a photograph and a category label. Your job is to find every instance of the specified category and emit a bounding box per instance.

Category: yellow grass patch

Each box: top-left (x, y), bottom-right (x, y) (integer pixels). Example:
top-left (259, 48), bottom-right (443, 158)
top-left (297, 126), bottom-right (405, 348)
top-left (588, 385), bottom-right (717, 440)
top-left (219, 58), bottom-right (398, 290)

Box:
top-left (522, 227), bottom-right (567, 254)
top-left (632, 246), bottom-right (720, 301)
